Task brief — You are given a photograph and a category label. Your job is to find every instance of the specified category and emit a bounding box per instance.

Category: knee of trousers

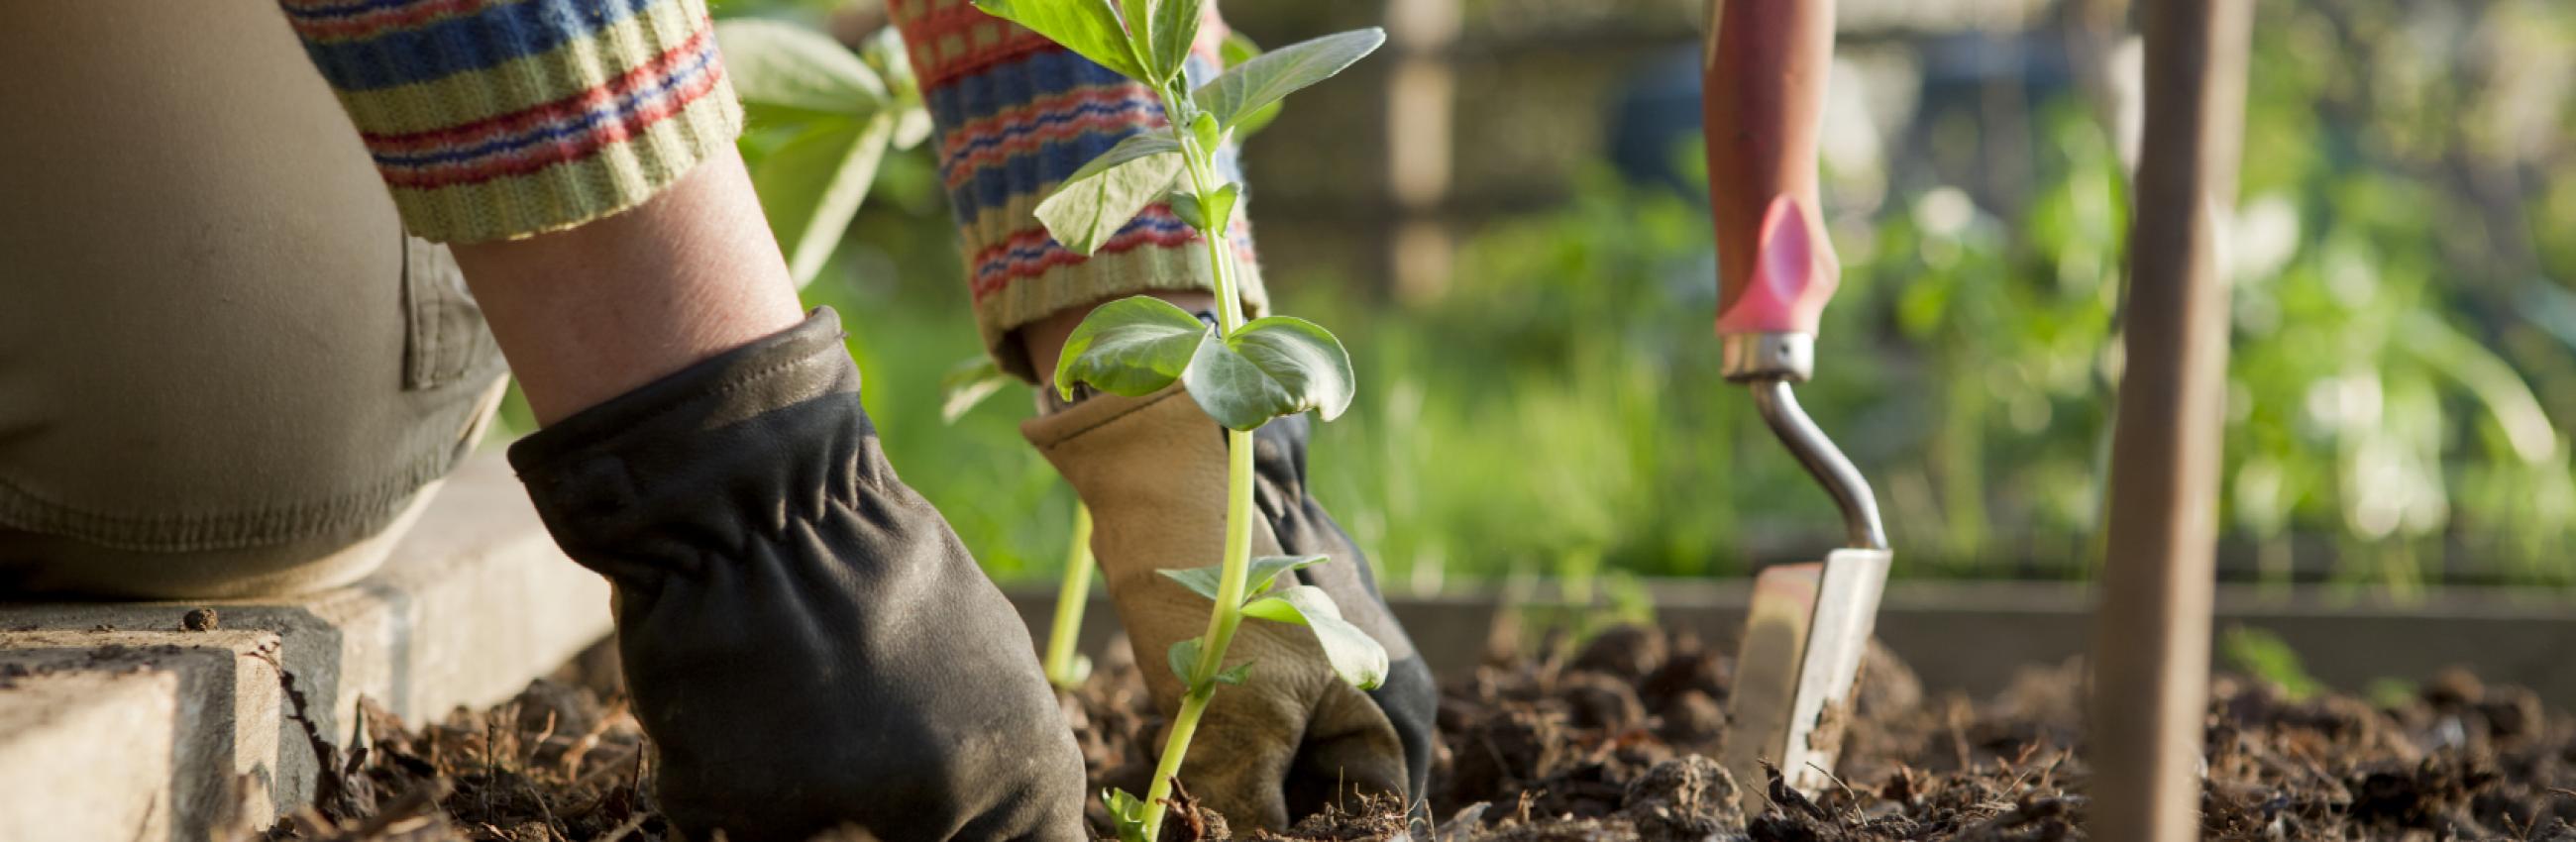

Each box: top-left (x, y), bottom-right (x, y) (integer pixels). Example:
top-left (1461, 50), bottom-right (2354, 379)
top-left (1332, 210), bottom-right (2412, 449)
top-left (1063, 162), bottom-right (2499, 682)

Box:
top-left (0, 236), bottom-right (509, 600)
top-left (0, 1), bottom-right (512, 599)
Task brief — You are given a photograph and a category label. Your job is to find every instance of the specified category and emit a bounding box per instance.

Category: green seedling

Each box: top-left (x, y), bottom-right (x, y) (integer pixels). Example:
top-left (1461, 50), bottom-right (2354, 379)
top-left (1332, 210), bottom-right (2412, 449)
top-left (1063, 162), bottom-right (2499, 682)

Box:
top-left (963, 2), bottom-right (1387, 838)
top-left (715, 21), bottom-right (932, 286)
top-left (1042, 504), bottom-right (1099, 688)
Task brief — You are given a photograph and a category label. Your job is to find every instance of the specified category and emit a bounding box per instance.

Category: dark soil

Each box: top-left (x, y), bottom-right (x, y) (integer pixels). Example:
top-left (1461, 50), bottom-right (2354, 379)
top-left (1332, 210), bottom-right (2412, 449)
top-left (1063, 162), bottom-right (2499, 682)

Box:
top-left (252, 625), bottom-right (2576, 841)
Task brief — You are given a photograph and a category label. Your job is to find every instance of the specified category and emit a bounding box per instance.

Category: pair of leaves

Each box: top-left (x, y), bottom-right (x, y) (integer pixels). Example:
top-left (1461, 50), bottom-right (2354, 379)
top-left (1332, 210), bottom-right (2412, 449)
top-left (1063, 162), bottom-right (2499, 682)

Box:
top-left (1167, 179), bottom-right (1238, 232)
top-left (1053, 297), bottom-right (1355, 431)
top-left (1166, 637), bottom-right (1253, 692)
top-left (1158, 557), bottom-right (1390, 691)
top-left (1159, 554), bottom-right (1328, 601)
top-left (719, 21), bottom-right (931, 286)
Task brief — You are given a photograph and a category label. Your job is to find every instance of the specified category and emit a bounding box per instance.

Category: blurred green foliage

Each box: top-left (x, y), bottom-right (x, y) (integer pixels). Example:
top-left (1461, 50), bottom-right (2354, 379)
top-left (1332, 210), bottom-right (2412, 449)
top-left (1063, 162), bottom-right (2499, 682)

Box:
top-left (586, 0), bottom-right (2576, 589)
top-left (2219, 625), bottom-right (2322, 700)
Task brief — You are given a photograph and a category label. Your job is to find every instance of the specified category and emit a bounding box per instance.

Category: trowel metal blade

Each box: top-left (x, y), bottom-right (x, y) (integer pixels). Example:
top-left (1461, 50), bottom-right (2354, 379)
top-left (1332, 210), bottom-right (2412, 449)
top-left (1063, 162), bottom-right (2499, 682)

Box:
top-left (1723, 547), bottom-right (1893, 810)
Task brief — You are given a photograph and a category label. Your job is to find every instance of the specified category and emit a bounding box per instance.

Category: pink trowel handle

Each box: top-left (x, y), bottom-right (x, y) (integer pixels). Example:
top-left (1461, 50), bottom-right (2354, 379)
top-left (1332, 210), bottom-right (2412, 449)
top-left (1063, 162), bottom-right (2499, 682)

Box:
top-left (1716, 196), bottom-right (1839, 336)
top-left (1702, 0), bottom-right (1841, 339)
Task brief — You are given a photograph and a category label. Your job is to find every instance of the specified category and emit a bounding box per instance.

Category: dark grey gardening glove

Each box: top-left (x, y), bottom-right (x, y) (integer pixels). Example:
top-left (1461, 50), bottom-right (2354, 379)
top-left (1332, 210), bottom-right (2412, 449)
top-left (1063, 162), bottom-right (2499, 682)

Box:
top-left (1025, 388), bottom-right (1437, 830)
top-left (1253, 412), bottom-right (1440, 816)
top-left (508, 308), bottom-right (1086, 842)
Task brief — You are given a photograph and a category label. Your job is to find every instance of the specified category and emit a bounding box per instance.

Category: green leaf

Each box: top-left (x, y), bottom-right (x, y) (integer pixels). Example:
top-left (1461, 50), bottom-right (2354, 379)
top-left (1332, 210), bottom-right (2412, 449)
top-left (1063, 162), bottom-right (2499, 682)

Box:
top-left (1036, 136), bottom-right (1186, 254)
top-left (1306, 613), bottom-right (1389, 690)
top-left (1189, 111), bottom-right (1223, 153)
top-left (1120, 0), bottom-right (1154, 45)
top-left (1103, 789), bottom-right (1152, 842)
top-left (751, 116), bottom-right (895, 286)
top-left (1181, 337), bottom-right (1291, 430)
top-left (716, 20), bottom-right (888, 120)
top-left (1156, 565), bottom-right (1225, 602)
top-left (1159, 555), bottom-right (1321, 604)
top-left (1243, 554), bottom-right (1328, 596)
top-left (1214, 660), bottom-right (1253, 685)
top-left (1167, 637), bottom-right (1203, 683)
top-left (1168, 190), bottom-right (1207, 230)
top-left (1181, 316), bottom-right (1356, 429)
top-left (1195, 28), bottom-right (1385, 130)
top-left (1148, 0), bottom-right (1206, 84)
top-left (1232, 317), bottom-right (1353, 420)
top-left (1061, 134), bottom-right (1183, 187)
top-left (939, 356), bottom-right (1012, 424)
top-left (1238, 584), bottom-right (1323, 625)
top-left (1201, 181), bottom-right (1240, 232)
top-left (1231, 99), bottom-right (1284, 139)
top-left (1241, 585), bottom-right (1388, 690)
top-left (1054, 295), bottom-right (1209, 400)
top-left (973, 0), bottom-right (1150, 81)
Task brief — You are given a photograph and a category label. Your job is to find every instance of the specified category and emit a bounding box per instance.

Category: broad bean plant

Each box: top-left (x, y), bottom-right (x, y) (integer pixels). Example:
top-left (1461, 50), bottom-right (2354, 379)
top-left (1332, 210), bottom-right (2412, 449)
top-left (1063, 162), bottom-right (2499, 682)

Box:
top-left (966, 1), bottom-right (1389, 838)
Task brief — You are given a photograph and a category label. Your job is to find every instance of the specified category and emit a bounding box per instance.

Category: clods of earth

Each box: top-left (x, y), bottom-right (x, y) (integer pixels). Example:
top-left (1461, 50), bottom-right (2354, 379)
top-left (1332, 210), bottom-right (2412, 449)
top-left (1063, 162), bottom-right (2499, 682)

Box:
top-left (246, 625), bottom-right (2576, 841)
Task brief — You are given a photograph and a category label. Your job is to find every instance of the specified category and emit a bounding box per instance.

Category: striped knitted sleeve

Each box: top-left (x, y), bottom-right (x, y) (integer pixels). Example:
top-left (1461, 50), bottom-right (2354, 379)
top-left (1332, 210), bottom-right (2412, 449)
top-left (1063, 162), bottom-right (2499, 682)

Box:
top-left (277, 0), bottom-right (743, 243)
top-left (891, 0), bottom-right (1265, 380)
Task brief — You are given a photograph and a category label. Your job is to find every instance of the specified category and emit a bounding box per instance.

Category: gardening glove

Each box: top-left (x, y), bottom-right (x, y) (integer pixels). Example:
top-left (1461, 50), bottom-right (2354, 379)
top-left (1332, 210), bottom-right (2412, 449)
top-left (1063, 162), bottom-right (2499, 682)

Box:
top-left (508, 308), bottom-right (1087, 842)
top-left (1024, 387), bottom-right (1438, 831)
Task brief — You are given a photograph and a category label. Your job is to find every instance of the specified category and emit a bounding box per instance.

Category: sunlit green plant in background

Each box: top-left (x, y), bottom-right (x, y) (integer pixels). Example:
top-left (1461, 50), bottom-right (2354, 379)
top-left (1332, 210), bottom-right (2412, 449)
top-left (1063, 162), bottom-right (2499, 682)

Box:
top-left (713, 20), bottom-right (932, 286)
top-left (964, 1), bottom-right (1390, 837)
top-left (691, 0), bottom-right (2576, 595)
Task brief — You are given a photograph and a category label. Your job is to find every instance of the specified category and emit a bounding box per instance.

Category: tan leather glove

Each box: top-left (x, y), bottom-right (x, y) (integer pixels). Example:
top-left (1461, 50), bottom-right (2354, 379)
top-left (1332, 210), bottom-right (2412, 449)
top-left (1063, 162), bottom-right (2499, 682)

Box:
top-left (1025, 387), bottom-right (1436, 831)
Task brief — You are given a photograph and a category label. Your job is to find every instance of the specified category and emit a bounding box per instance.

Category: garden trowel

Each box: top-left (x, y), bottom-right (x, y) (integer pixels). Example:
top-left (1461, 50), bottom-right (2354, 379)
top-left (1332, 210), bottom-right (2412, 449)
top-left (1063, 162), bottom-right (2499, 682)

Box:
top-left (1699, 0), bottom-right (1893, 809)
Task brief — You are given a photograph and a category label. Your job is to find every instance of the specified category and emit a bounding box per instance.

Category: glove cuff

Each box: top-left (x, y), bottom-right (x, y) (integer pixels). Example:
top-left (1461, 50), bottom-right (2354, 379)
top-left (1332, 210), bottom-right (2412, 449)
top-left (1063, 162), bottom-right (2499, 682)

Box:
top-left (1022, 386), bottom-right (1236, 583)
top-left (507, 307), bottom-right (870, 576)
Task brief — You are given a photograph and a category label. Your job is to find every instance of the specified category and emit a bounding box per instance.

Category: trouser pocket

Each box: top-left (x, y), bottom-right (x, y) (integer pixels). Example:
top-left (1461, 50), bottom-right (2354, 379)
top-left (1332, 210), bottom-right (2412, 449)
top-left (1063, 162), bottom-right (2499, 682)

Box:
top-left (403, 235), bottom-right (500, 391)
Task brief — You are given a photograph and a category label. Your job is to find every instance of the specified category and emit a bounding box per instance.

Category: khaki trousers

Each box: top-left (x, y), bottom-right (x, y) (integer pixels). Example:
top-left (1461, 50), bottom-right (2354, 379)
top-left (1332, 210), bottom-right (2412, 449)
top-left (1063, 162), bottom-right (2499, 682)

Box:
top-left (0, 0), bottom-right (508, 598)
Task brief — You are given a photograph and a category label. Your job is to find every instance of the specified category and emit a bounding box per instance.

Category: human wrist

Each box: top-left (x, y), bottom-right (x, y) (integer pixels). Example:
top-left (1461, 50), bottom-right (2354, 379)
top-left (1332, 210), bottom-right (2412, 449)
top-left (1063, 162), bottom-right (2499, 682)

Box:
top-left (450, 150), bottom-right (803, 425)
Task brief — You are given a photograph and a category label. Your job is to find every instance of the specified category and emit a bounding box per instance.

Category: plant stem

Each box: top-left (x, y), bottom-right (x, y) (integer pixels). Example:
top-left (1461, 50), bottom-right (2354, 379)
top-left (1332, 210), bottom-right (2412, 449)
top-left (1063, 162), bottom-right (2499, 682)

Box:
top-left (1138, 429), bottom-right (1256, 839)
top-left (1042, 504), bottom-right (1096, 689)
top-left (1168, 90), bottom-right (1246, 335)
top-left (1135, 83), bottom-right (1260, 842)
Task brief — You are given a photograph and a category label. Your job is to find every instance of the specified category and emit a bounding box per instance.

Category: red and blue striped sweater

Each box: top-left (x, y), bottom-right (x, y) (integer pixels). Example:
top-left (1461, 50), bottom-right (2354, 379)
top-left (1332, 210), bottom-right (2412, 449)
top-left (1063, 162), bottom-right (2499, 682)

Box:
top-left (278, 0), bottom-right (1257, 375)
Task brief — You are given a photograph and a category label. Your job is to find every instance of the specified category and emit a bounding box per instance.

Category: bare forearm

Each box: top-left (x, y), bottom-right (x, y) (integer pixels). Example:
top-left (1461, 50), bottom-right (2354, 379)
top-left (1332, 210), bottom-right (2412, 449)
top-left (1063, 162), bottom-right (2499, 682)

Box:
top-left (449, 150), bottom-right (804, 425)
top-left (273, 0), bottom-right (801, 423)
